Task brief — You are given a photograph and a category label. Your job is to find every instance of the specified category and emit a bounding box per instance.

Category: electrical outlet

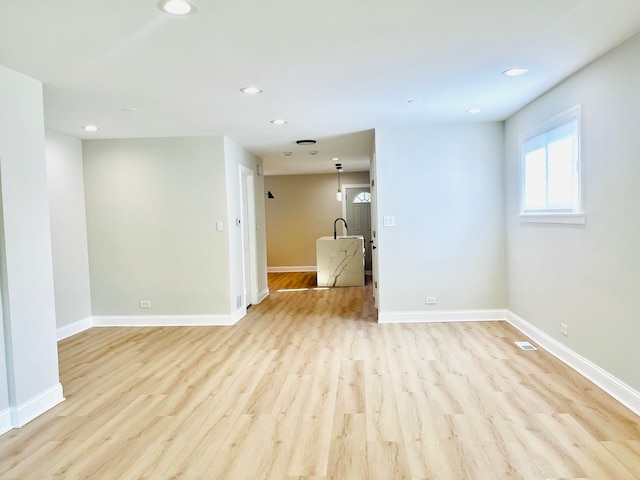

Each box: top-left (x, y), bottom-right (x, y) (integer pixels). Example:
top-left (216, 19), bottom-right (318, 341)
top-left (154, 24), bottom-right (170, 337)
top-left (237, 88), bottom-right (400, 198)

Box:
top-left (560, 323), bottom-right (568, 336)
top-left (425, 297), bottom-right (437, 305)
top-left (139, 300), bottom-right (151, 309)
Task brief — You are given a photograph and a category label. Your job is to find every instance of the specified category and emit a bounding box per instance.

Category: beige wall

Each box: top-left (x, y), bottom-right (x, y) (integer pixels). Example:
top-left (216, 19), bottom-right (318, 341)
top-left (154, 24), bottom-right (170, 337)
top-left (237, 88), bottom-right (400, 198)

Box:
top-left (264, 172), bottom-right (370, 268)
top-left (505, 31), bottom-right (640, 391)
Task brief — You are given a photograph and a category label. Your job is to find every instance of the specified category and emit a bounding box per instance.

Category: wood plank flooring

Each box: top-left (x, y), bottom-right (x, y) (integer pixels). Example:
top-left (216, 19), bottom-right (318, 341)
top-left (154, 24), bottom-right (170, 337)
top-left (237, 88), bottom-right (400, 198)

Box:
top-left (0, 272), bottom-right (638, 479)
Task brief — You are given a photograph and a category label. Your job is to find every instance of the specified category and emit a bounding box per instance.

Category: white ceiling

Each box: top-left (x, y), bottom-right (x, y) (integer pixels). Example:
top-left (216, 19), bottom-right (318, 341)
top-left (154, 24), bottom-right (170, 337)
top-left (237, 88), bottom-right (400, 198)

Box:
top-left (2, 0), bottom-right (640, 175)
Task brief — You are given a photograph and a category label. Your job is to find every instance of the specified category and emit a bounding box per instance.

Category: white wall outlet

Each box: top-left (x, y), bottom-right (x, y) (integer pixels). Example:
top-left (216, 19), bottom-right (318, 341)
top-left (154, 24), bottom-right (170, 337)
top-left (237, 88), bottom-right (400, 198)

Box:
top-left (560, 323), bottom-right (568, 336)
top-left (425, 297), bottom-right (437, 305)
top-left (139, 300), bottom-right (151, 309)
top-left (383, 216), bottom-right (395, 227)
top-left (216, 221), bottom-right (224, 231)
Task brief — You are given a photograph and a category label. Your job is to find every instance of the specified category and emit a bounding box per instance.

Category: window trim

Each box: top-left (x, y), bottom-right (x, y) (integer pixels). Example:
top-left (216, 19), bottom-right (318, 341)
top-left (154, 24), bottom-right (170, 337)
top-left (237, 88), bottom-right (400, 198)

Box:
top-left (518, 104), bottom-right (584, 225)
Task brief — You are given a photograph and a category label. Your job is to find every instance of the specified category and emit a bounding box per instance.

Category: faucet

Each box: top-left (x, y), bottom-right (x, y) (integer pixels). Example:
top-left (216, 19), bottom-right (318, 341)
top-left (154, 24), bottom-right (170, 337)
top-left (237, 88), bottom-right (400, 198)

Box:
top-left (334, 217), bottom-right (348, 239)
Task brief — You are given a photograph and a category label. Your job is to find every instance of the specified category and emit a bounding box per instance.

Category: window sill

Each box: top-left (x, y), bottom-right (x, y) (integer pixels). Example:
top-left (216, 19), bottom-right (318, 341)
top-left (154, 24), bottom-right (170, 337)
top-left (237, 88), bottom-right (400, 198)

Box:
top-left (518, 212), bottom-right (585, 225)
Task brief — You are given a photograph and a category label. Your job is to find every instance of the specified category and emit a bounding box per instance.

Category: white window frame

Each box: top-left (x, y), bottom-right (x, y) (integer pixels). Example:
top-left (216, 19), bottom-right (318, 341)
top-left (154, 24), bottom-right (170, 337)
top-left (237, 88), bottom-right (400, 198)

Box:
top-left (518, 104), bottom-right (585, 225)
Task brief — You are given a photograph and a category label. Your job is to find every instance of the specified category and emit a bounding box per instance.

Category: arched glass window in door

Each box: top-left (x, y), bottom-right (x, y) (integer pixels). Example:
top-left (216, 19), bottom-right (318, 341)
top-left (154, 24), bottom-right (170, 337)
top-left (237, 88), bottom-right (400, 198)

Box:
top-left (353, 192), bottom-right (371, 204)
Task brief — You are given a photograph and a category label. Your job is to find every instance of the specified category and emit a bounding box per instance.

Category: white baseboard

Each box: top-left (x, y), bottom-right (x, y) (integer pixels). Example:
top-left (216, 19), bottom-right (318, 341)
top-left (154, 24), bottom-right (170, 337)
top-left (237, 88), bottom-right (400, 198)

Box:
top-left (0, 408), bottom-right (12, 436)
top-left (378, 309), bottom-right (507, 324)
top-left (267, 266), bottom-right (317, 273)
top-left (93, 312), bottom-right (245, 328)
top-left (57, 316), bottom-right (93, 341)
top-left (11, 383), bottom-right (65, 428)
top-left (256, 288), bottom-right (269, 304)
top-left (505, 310), bottom-right (640, 417)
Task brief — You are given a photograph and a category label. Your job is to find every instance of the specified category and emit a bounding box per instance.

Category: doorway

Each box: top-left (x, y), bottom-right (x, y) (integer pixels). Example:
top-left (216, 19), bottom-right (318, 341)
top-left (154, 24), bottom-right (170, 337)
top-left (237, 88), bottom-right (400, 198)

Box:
top-left (343, 185), bottom-right (372, 271)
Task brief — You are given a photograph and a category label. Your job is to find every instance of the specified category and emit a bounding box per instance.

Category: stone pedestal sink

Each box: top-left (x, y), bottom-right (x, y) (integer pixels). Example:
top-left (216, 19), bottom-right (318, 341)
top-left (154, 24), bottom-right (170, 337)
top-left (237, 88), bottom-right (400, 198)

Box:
top-left (316, 236), bottom-right (365, 287)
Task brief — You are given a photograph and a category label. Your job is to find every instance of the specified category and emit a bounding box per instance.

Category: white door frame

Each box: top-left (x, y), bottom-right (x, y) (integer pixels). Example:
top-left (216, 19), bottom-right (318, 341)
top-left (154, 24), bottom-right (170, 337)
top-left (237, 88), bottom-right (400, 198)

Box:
top-left (239, 166), bottom-right (259, 306)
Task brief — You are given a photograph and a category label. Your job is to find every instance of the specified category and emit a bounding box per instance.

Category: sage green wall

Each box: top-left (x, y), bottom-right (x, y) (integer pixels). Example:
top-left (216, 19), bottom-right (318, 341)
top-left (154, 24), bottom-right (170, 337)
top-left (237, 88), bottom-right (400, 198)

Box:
top-left (83, 136), bottom-right (231, 315)
top-left (505, 32), bottom-right (640, 391)
top-left (264, 172), bottom-right (370, 268)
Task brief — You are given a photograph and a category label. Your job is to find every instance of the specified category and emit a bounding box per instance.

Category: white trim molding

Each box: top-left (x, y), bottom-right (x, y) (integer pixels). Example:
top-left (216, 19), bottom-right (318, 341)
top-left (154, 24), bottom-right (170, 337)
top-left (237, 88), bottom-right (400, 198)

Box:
top-left (378, 309), bottom-right (507, 324)
top-left (0, 408), bottom-right (12, 436)
top-left (11, 383), bottom-right (65, 428)
top-left (506, 310), bottom-right (640, 417)
top-left (57, 316), bottom-right (93, 341)
top-left (93, 312), bottom-right (245, 328)
top-left (256, 287), bottom-right (269, 304)
top-left (267, 266), bottom-right (317, 273)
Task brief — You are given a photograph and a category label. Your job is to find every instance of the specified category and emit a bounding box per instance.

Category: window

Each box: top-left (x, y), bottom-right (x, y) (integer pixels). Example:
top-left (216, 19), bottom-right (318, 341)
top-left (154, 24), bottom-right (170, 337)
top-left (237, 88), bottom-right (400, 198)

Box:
top-left (353, 192), bottom-right (371, 204)
top-left (519, 105), bottom-right (584, 224)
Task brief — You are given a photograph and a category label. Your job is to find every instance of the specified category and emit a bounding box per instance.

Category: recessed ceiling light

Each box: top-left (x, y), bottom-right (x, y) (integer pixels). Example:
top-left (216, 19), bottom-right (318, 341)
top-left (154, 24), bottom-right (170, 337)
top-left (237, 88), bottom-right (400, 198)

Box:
top-left (270, 119), bottom-right (287, 125)
top-left (158, 0), bottom-right (196, 15)
top-left (502, 67), bottom-right (528, 77)
top-left (309, 151), bottom-right (318, 156)
top-left (466, 108), bottom-right (482, 114)
top-left (296, 139), bottom-right (316, 145)
top-left (121, 107), bottom-right (138, 112)
top-left (82, 125), bottom-right (99, 132)
top-left (332, 157), bottom-right (339, 161)
top-left (240, 86), bottom-right (263, 95)
top-left (407, 99), bottom-right (423, 104)
top-left (283, 152), bottom-right (292, 156)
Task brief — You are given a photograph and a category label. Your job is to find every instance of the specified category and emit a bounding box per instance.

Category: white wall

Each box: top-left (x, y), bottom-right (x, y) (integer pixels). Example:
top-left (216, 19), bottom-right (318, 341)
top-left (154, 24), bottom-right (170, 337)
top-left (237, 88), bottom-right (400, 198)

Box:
top-left (374, 123), bottom-right (506, 317)
top-left (505, 32), bottom-right (640, 392)
top-left (0, 65), bottom-right (63, 432)
top-left (46, 130), bottom-right (92, 330)
top-left (83, 137), bottom-right (231, 316)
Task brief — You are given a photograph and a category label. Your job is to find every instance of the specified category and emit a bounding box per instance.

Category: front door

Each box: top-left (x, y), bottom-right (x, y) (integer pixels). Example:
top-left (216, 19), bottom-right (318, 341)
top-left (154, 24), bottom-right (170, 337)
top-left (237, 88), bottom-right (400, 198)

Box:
top-left (345, 186), bottom-right (372, 270)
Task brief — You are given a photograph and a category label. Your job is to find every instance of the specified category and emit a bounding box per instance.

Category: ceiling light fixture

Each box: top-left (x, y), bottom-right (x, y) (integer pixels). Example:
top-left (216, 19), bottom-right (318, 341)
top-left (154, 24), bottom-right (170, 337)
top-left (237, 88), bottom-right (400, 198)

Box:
top-left (283, 151), bottom-right (292, 156)
top-left (335, 163), bottom-right (343, 202)
top-left (502, 67), bottom-right (528, 77)
top-left (82, 125), bottom-right (99, 132)
top-left (466, 108), bottom-right (482, 114)
top-left (296, 139), bottom-right (316, 146)
top-left (158, 0), bottom-right (196, 15)
top-left (240, 86), bottom-right (262, 95)
top-left (309, 151), bottom-right (318, 155)
top-left (270, 119), bottom-right (287, 125)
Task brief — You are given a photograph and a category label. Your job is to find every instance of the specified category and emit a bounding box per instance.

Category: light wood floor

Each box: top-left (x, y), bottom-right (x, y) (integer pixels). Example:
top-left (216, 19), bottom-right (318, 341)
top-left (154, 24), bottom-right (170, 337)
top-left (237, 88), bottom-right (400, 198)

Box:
top-left (0, 272), bottom-right (639, 479)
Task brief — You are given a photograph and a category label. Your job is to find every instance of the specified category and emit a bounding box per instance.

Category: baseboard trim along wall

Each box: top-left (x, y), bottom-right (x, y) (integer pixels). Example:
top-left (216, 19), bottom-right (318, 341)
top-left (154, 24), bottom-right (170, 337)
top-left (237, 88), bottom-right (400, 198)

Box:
top-left (11, 383), bottom-right (65, 429)
top-left (377, 309), bottom-right (506, 324)
top-left (257, 288), bottom-right (270, 304)
top-left (57, 316), bottom-right (93, 341)
top-left (0, 409), bottom-right (12, 436)
top-left (505, 310), bottom-right (640, 417)
top-left (93, 312), bottom-right (245, 328)
top-left (267, 266), bottom-right (317, 273)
